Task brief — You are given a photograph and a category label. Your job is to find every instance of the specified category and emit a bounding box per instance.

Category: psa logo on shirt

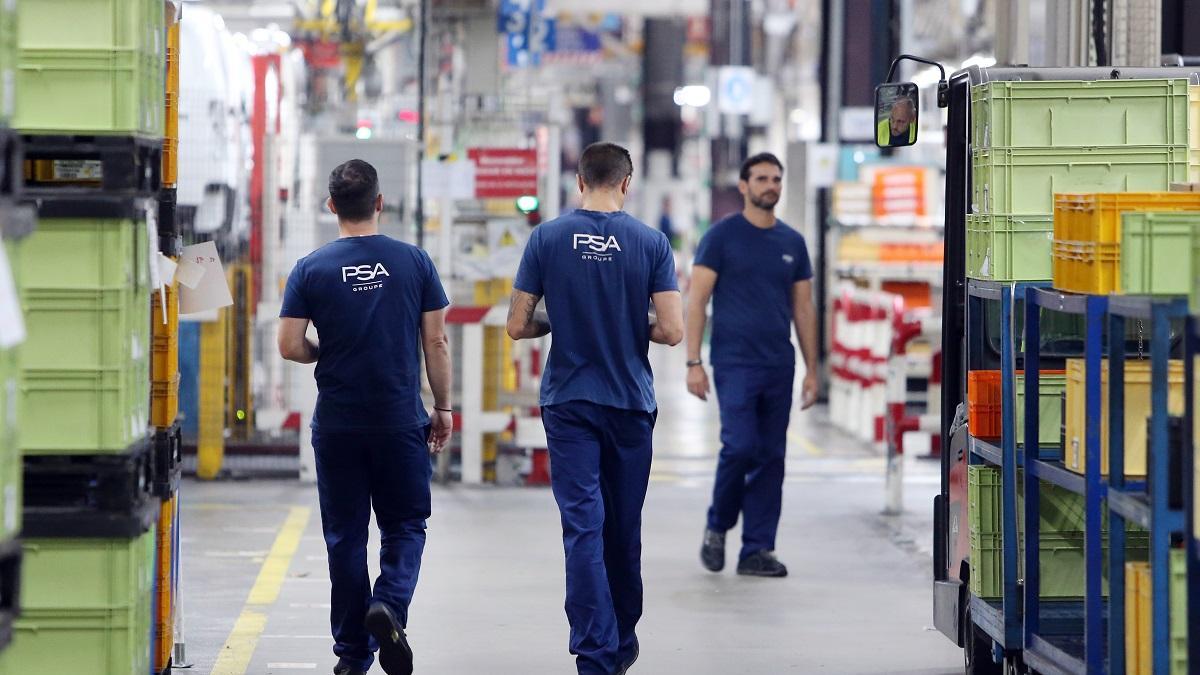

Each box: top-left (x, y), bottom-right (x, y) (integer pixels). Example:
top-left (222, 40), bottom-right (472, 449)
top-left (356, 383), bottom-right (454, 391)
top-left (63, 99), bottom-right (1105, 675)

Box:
top-left (573, 234), bottom-right (622, 262)
top-left (342, 263), bottom-right (390, 292)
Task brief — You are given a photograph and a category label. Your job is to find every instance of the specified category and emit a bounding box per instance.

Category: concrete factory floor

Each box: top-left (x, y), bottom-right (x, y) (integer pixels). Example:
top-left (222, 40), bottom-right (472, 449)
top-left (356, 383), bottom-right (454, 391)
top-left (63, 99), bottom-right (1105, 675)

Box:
top-left (179, 348), bottom-right (961, 675)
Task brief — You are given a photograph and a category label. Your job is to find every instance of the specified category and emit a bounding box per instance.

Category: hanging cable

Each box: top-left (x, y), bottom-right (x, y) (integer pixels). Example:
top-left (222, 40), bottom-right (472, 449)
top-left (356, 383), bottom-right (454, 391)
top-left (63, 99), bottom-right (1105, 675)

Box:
top-left (1092, 0), bottom-right (1109, 66)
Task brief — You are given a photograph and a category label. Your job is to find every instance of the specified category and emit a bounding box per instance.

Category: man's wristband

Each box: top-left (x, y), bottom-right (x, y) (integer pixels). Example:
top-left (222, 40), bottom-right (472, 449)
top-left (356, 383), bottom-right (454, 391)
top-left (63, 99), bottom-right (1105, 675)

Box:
top-left (434, 407), bottom-right (454, 413)
top-left (686, 359), bottom-right (703, 368)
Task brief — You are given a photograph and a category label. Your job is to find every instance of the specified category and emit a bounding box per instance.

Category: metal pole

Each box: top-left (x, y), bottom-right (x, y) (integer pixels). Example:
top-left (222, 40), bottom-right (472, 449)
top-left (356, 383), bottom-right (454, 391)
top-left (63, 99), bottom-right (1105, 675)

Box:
top-left (415, 0), bottom-right (428, 248)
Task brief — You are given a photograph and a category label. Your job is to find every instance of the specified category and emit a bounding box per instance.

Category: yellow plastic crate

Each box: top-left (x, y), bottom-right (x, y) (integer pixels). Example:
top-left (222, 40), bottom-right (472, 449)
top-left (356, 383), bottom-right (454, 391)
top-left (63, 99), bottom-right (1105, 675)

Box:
top-left (1054, 192), bottom-right (1200, 244)
top-left (150, 373), bottom-right (179, 429)
top-left (1128, 561), bottom-right (1150, 675)
top-left (1064, 359), bottom-right (1184, 477)
top-left (1052, 240), bottom-right (1121, 294)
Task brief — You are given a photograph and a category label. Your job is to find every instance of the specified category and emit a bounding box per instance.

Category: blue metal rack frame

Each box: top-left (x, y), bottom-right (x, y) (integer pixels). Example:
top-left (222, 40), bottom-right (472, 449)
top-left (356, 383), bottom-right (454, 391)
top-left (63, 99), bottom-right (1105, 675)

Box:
top-left (966, 280), bottom-right (1052, 651)
top-left (1106, 296), bottom-right (1188, 675)
top-left (1024, 287), bottom-right (1104, 675)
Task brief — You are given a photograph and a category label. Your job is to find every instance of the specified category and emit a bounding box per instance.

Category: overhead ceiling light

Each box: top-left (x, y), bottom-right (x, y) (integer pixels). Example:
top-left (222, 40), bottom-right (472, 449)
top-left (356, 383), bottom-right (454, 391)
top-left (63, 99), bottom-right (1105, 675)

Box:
top-left (673, 85), bottom-right (711, 108)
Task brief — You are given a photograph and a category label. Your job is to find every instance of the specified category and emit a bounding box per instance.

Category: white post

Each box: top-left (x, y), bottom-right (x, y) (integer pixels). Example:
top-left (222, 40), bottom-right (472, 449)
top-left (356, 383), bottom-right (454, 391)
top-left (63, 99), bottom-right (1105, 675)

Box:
top-left (460, 322), bottom-right (484, 485)
top-left (883, 352), bottom-right (907, 515)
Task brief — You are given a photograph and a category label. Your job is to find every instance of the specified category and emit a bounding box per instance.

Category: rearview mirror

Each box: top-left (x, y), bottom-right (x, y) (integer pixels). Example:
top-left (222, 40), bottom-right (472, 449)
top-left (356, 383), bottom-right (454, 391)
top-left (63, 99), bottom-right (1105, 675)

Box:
top-left (874, 82), bottom-right (919, 148)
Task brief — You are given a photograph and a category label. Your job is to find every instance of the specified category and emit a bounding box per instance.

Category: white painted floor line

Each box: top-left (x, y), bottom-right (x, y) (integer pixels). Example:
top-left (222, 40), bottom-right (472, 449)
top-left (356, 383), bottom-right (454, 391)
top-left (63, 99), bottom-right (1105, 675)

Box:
top-left (288, 602), bottom-right (332, 609)
top-left (266, 663), bottom-right (317, 669)
top-left (262, 635), bottom-right (330, 640)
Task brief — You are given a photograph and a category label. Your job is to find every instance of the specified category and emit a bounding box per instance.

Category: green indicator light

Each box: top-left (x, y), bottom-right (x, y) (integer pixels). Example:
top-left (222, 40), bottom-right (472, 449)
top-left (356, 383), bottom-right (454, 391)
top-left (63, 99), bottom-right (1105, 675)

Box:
top-left (515, 195), bottom-right (540, 213)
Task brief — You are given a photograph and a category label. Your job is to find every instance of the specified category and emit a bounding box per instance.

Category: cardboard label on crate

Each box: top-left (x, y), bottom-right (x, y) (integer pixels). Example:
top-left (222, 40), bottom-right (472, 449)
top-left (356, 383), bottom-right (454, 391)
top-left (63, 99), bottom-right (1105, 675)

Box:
top-left (178, 241), bottom-right (233, 315)
top-left (50, 160), bottom-right (103, 181)
top-left (0, 244), bottom-right (24, 348)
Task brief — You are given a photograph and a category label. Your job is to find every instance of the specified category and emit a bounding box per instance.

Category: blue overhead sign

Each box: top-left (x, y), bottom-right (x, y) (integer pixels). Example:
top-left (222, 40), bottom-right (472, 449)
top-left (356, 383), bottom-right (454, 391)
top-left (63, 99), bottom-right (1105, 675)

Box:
top-left (499, 0), bottom-right (551, 67)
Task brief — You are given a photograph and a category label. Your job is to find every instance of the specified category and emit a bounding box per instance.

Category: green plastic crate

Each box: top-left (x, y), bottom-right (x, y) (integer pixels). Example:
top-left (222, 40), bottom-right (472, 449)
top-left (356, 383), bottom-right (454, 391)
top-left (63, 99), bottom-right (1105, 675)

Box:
top-left (1015, 372), bottom-right (1066, 448)
top-left (16, 217), bottom-right (145, 290)
top-left (1, 532), bottom-right (155, 675)
top-left (17, 0), bottom-right (163, 57)
top-left (1119, 211), bottom-right (1200, 308)
top-left (1172, 548), bottom-right (1188, 675)
top-left (15, 49), bottom-right (163, 137)
top-left (971, 79), bottom-right (1190, 149)
top-left (19, 366), bottom-right (148, 455)
top-left (968, 466), bottom-right (1088, 538)
top-left (969, 529), bottom-right (1148, 599)
top-left (967, 214), bottom-right (1054, 281)
top-left (16, 218), bottom-right (150, 372)
top-left (972, 146), bottom-right (1188, 216)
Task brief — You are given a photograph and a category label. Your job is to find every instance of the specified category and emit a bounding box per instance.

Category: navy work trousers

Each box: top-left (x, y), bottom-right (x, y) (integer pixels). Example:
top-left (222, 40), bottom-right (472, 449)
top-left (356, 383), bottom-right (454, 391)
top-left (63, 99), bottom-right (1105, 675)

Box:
top-left (543, 401), bottom-right (655, 675)
top-left (705, 365), bottom-right (794, 560)
top-left (312, 426), bottom-right (432, 671)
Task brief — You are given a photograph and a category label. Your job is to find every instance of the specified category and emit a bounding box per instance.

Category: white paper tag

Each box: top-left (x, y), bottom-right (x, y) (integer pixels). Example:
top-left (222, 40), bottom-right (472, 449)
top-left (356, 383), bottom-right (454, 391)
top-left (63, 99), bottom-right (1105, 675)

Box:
top-left (146, 206), bottom-right (160, 291)
top-left (175, 258), bottom-right (205, 289)
top-left (0, 245), bottom-right (24, 348)
top-left (179, 241), bottom-right (234, 314)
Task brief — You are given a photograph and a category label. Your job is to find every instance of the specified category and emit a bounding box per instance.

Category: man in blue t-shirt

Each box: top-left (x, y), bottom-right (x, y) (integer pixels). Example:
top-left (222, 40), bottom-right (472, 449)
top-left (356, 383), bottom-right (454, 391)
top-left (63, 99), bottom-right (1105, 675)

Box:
top-left (686, 152), bottom-right (819, 579)
top-left (507, 142), bottom-right (683, 675)
top-left (278, 160), bottom-right (452, 675)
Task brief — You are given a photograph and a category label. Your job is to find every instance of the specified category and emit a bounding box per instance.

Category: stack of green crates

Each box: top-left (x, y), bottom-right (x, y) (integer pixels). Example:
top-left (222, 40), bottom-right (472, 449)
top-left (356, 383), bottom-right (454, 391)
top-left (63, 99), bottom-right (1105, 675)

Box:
top-left (14, 0), bottom-right (164, 136)
top-left (967, 465), bottom-right (1148, 598)
top-left (0, 531), bottom-right (155, 674)
top-left (14, 217), bottom-right (150, 455)
top-left (968, 79), bottom-right (1192, 281)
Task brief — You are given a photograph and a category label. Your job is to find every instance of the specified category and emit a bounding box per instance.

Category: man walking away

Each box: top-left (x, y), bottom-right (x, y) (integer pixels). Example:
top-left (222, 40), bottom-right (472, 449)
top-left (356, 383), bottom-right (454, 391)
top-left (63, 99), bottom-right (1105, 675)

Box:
top-left (507, 142), bottom-right (684, 675)
top-left (686, 152), bottom-right (819, 578)
top-left (278, 159), bottom-right (453, 675)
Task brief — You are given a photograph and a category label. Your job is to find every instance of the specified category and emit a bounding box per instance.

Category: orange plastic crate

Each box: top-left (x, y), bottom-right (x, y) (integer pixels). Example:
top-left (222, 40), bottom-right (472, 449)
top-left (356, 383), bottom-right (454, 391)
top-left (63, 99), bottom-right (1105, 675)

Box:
top-left (968, 370), bottom-right (1003, 438)
top-left (1054, 192), bottom-right (1200, 244)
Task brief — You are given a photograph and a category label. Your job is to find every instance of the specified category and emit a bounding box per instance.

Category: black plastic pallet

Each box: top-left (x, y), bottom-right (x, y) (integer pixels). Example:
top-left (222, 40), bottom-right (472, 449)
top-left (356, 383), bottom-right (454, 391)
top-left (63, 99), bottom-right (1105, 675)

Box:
top-left (23, 495), bottom-right (160, 539)
top-left (33, 194), bottom-right (155, 221)
top-left (21, 134), bottom-right (161, 198)
top-left (0, 537), bottom-right (22, 653)
top-left (158, 187), bottom-right (181, 256)
top-left (23, 437), bottom-right (154, 513)
top-left (152, 424), bottom-right (182, 499)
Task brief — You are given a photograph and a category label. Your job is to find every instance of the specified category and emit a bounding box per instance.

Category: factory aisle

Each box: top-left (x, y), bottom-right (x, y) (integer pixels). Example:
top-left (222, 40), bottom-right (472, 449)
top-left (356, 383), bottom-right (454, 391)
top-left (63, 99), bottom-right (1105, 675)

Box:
top-left (182, 347), bottom-right (961, 674)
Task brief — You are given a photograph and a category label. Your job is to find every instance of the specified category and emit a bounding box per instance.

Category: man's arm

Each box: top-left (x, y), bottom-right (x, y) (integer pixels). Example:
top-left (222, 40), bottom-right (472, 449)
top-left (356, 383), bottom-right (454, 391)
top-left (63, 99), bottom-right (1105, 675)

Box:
top-left (422, 308), bottom-right (453, 453)
top-left (506, 289), bottom-right (551, 340)
top-left (649, 290), bottom-right (684, 346)
top-left (277, 317), bottom-right (318, 364)
top-left (792, 279), bottom-right (819, 409)
top-left (422, 308), bottom-right (452, 410)
top-left (685, 265), bottom-right (717, 400)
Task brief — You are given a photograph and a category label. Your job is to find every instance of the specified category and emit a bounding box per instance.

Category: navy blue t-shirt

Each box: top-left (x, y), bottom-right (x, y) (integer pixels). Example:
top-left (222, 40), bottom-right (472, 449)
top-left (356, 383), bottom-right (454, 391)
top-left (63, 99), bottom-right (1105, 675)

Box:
top-left (694, 214), bottom-right (813, 368)
top-left (280, 235), bottom-right (449, 432)
top-left (513, 210), bottom-right (678, 413)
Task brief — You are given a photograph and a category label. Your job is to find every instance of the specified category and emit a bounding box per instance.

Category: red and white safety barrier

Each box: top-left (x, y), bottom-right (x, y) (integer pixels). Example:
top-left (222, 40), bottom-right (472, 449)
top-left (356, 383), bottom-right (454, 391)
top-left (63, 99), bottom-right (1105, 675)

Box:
top-left (828, 284), bottom-right (941, 513)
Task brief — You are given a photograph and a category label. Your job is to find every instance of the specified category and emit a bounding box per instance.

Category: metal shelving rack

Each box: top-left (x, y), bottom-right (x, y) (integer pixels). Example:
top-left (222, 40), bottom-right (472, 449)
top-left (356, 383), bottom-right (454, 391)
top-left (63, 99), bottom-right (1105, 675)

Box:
top-left (964, 279), bottom-right (1053, 652)
top-left (1023, 288), bottom-right (1108, 674)
top-left (1022, 290), bottom-right (1198, 674)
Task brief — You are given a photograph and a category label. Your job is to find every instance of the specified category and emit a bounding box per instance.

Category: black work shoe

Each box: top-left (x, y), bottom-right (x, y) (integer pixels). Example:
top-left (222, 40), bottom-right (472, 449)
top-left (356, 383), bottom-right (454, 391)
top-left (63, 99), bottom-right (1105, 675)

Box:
top-left (700, 529), bottom-right (726, 572)
top-left (736, 550), bottom-right (789, 578)
top-left (615, 640), bottom-right (640, 674)
top-left (333, 659), bottom-right (366, 675)
top-left (365, 602), bottom-right (414, 675)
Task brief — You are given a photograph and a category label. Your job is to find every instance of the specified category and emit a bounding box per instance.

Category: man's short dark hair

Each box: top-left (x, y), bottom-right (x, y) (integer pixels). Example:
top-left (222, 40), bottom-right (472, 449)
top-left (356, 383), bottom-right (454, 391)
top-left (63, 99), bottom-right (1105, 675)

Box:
top-left (329, 159), bottom-right (380, 221)
top-left (739, 152), bottom-right (785, 181)
top-left (578, 142), bottom-right (633, 189)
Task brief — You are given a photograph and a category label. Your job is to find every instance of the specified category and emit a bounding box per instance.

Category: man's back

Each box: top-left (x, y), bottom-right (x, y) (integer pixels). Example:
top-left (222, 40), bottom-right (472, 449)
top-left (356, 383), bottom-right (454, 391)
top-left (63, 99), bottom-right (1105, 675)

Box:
top-left (281, 234), bottom-right (447, 431)
top-left (514, 209), bottom-right (676, 413)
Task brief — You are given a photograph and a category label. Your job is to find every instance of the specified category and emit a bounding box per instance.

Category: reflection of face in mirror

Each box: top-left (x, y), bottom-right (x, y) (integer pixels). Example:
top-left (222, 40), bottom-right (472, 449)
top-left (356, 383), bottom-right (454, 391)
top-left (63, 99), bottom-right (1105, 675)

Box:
top-left (875, 83), bottom-right (919, 147)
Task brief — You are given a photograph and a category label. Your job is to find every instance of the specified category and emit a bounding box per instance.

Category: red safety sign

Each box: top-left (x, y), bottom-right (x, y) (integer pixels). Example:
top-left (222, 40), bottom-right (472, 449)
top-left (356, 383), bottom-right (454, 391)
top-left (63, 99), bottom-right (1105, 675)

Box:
top-left (468, 148), bottom-right (538, 198)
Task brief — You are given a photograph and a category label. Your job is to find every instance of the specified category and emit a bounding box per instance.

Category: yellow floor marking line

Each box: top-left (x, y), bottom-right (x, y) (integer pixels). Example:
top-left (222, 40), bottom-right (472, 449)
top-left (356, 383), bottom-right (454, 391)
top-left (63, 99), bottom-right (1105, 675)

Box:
top-left (210, 505), bottom-right (312, 675)
top-left (787, 431), bottom-right (824, 456)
